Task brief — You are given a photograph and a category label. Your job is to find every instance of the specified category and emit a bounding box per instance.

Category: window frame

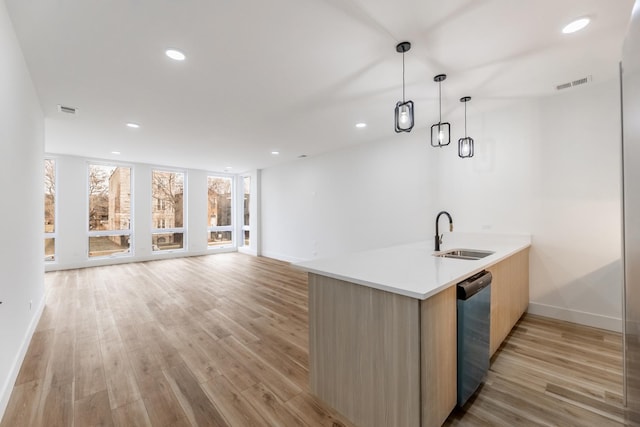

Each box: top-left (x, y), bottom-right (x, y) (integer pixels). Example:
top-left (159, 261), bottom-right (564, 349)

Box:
top-left (44, 157), bottom-right (57, 263)
top-left (206, 173), bottom-right (235, 249)
top-left (151, 167), bottom-right (187, 253)
top-left (86, 161), bottom-right (134, 259)
top-left (241, 175), bottom-right (251, 248)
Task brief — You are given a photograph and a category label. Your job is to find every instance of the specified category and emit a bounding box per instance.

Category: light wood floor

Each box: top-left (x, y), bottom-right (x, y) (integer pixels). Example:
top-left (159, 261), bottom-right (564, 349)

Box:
top-left (0, 253), bottom-right (626, 426)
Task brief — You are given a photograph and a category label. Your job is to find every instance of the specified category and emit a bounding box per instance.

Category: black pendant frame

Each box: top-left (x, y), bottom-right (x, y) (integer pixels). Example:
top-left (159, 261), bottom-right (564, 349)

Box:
top-left (394, 42), bottom-right (414, 133)
top-left (395, 100), bottom-right (415, 132)
top-left (458, 137), bottom-right (474, 158)
top-left (430, 122), bottom-right (451, 147)
top-left (431, 74), bottom-right (451, 147)
top-left (458, 96), bottom-right (474, 158)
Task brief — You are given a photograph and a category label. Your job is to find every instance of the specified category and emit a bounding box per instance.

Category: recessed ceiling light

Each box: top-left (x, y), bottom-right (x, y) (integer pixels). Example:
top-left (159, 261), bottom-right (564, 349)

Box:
top-left (111, 151), bottom-right (121, 155)
top-left (562, 17), bottom-right (590, 34)
top-left (126, 122), bottom-right (140, 129)
top-left (165, 49), bottom-right (186, 61)
top-left (355, 123), bottom-right (367, 128)
top-left (271, 151), bottom-right (280, 155)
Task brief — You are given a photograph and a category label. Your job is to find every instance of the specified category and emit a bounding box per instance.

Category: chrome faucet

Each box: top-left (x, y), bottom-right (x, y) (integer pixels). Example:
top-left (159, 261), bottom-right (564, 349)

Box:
top-left (435, 211), bottom-right (453, 251)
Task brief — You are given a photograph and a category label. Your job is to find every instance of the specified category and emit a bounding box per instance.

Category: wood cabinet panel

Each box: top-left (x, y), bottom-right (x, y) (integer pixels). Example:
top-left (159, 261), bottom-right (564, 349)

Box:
top-left (421, 285), bottom-right (457, 427)
top-left (309, 273), bottom-right (421, 427)
top-left (487, 248), bottom-right (530, 356)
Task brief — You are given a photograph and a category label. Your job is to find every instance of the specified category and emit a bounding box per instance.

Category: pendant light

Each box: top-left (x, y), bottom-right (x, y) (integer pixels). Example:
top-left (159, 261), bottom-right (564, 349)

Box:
top-left (458, 96), bottom-right (474, 158)
top-left (394, 42), bottom-right (414, 133)
top-left (431, 74), bottom-right (450, 147)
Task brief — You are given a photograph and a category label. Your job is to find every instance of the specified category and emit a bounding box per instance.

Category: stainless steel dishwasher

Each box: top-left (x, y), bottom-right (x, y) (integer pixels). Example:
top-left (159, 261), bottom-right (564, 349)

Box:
top-left (456, 270), bottom-right (492, 407)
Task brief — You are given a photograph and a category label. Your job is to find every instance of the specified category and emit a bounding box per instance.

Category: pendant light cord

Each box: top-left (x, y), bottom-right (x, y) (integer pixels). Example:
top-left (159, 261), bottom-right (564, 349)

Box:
top-left (438, 81), bottom-right (442, 123)
top-left (402, 52), bottom-right (406, 103)
top-left (464, 100), bottom-right (467, 137)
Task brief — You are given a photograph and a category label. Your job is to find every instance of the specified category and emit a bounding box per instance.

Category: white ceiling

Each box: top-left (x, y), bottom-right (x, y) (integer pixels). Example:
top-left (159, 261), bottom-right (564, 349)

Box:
top-left (5, 0), bottom-right (635, 173)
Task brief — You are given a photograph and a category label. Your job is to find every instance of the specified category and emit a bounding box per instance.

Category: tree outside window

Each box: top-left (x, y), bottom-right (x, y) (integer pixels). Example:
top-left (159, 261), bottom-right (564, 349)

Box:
top-left (243, 176), bottom-right (250, 246)
top-left (44, 159), bottom-right (56, 261)
top-left (207, 176), bottom-right (233, 247)
top-left (152, 170), bottom-right (185, 251)
top-left (88, 164), bottom-right (132, 258)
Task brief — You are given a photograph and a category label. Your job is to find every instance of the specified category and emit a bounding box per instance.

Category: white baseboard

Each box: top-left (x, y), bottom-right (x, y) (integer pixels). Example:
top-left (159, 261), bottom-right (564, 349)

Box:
top-left (0, 297), bottom-right (45, 422)
top-left (45, 247), bottom-right (237, 272)
top-left (527, 302), bottom-right (622, 333)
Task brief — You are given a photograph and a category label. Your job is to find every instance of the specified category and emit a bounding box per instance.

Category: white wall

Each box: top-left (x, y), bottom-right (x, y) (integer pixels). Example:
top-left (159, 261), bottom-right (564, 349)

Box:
top-left (530, 80), bottom-right (622, 330)
top-left (48, 154), bottom-right (243, 270)
top-left (261, 79), bottom-right (623, 331)
top-left (261, 133), bottom-right (438, 262)
top-left (435, 79), bottom-right (622, 331)
top-left (433, 100), bottom-right (538, 234)
top-left (0, 1), bottom-right (45, 419)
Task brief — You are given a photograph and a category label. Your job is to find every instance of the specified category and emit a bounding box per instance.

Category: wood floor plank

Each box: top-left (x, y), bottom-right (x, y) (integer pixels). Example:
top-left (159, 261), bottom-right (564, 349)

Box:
top-left (285, 393), bottom-right (356, 427)
top-left (193, 335), bottom-right (261, 392)
top-left (218, 335), bottom-right (302, 402)
top-left (242, 382), bottom-right (306, 427)
top-left (244, 338), bottom-right (309, 390)
top-left (74, 335), bottom-right (107, 401)
top-left (0, 380), bottom-right (43, 427)
top-left (128, 347), bottom-right (171, 398)
top-left (163, 362), bottom-right (229, 427)
top-left (111, 399), bottom-right (152, 427)
top-left (142, 389), bottom-right (191, 427)
top-left (244, 316), bottom-right (309, 369)
top-left (162, 326), bottom-right (221, 384)
top-left (142, 324), bottom-right (185, 371)
top-left (15, 329), bottom-right (55, 385)
top-left (46, 330), bottom-right (75, 387)
top-left (100, 338), bottom-right (142, 409)
top-left (1, 253), bottom-right (627, 427)
top-left (203, 307), bottom-right (261, 344)
top-left (96, 309), bottom-right (121, 343)
top-left (74, 389), bottom-right (114, 427)
top-left (34, 381), bottom-right (73, 427)
top-left (201, 375), bottom-right (268, 426)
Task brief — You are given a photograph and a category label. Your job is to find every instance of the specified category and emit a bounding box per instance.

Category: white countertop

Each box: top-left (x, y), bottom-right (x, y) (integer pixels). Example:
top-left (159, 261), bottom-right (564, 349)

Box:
top-left (295, 233), bottom-right (531, 300)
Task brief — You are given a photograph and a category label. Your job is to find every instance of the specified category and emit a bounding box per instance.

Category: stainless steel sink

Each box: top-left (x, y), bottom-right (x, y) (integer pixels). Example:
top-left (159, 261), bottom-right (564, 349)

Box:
top-left (434, 249), bottom-right (495, 260)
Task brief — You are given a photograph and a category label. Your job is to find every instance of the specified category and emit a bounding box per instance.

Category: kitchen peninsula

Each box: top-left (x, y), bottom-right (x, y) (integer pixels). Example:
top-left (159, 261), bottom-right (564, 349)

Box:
top-left (296, 233), bottom-right (531, 427)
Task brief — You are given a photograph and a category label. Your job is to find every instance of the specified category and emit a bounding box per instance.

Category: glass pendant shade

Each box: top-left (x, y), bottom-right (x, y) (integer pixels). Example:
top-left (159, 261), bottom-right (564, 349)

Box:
top-left (394, 41), bottom-right (414, 133)
top-left (430, 122), bottom-right (450, 147)
top-left (458, 96), bottom-right (474, 158)
top-left (458, 137), bottom-right (474, 158)
top-left (431, 74), bottom-right (451, 147)
top-left (395, 100), bottom-right (414, 132)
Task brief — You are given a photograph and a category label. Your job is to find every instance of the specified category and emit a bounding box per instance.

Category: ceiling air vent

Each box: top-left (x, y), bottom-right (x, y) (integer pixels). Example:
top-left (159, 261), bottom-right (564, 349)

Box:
top-left (57, 104), bottom-right (78, 115)
top-left (556, 75), bottom-right (592, 91)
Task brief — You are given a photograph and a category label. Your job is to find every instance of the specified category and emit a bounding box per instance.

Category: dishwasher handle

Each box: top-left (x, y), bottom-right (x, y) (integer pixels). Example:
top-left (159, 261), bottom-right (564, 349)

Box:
top-left (457, 271), bottom-right (492, 300)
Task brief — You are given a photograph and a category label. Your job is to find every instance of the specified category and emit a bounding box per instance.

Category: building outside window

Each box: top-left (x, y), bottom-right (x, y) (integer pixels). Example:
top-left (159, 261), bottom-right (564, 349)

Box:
top-left (87, 164), bottom-right (132, 258)
top-left (207, 175), bottom-right (233, 247)
top-left (243, 176), bottom-right (250, 246)
top-left (44, 158), bottom-right (56, 261)
top-left (152, 169), bottom-right (185, 251)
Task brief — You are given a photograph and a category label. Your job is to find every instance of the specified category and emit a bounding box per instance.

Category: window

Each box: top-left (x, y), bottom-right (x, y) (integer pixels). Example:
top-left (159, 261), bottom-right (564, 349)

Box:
top-left (152, 169), bottom-right (185, 251)
top-left (44, 159), bottom-right (56, 261)
top-left (207, 175), bottom-right (233, 247)
top-left (242, 176), bottom-right (250, 246)
top-left (88, 164), bottom-right (132, 258)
